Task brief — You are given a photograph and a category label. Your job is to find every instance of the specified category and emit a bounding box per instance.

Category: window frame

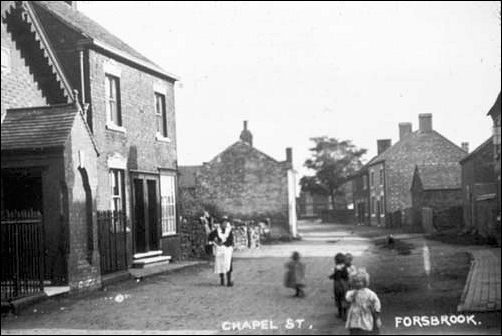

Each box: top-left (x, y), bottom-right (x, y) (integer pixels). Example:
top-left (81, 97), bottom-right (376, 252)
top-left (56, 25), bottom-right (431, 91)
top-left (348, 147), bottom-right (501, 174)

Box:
top-left (154, 92), bottom-right (169, 139)
top-left (105, 73), bottom-right (125, 132)
top-left (160, 174), bottom-right (177, 236)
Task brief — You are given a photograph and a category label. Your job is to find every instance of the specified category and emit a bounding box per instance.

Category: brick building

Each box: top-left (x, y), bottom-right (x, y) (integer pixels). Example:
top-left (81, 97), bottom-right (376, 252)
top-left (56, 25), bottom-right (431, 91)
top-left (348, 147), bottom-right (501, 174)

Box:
top-left (359, 114), bottom-right (467, 227)
top-left (180, 121), bottom-right (298, 237)
top-left (2, 1), bottom-right (181, 297)
top-left (1, 0), bottom-right (99, 296)
top-left (30, 1), bottom-right (181, 265)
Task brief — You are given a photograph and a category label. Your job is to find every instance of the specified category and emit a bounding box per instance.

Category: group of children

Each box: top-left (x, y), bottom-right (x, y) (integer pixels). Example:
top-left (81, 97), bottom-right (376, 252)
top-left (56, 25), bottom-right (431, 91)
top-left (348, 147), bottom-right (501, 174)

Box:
top-left (285, 252), bottom-right (382, 335)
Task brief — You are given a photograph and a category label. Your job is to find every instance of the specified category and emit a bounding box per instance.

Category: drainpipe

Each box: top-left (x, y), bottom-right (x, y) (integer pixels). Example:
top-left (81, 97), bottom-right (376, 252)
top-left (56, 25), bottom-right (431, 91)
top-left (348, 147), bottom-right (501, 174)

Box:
top-left (79, 49), bottom-right (86, 105)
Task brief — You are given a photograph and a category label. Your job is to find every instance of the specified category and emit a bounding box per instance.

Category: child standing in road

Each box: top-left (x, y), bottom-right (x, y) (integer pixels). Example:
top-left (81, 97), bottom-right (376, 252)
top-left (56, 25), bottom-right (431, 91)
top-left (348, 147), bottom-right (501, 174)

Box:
top-left (329, 253), bottom-right (349, 320)
top-left (345, 268), bottom-right (382, 335)
top-left (284, 251), bottom-right (306, 297)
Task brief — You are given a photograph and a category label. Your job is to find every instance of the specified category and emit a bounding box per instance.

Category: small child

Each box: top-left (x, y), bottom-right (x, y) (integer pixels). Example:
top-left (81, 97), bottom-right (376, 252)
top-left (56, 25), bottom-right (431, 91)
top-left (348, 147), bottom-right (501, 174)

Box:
top-left (284, 251), bottom-right (306, 297)
top-left (345, 268), bottom-right (382, 335)
top-left (329, 253), bottom-right (349, 320)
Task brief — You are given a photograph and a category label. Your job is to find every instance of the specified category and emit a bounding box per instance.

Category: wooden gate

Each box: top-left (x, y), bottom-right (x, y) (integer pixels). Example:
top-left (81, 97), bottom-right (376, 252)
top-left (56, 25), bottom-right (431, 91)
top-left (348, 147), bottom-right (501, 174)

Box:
top-left (1, 210), bottom-right (45, 301)
top-left (97, 211), bottom-right (128, 275)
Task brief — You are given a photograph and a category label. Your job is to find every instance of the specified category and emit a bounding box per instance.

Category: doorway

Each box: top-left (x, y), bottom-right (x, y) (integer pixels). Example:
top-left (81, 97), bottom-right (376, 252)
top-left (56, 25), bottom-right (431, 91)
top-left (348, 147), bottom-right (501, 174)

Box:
top-left (132, 174), bottom-right (159, 253)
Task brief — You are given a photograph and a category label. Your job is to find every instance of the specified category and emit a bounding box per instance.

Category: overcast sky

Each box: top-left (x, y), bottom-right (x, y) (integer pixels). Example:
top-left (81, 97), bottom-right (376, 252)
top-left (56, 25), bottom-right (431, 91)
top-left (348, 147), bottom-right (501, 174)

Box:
top-left (79, 1), bottom-right (501, 178)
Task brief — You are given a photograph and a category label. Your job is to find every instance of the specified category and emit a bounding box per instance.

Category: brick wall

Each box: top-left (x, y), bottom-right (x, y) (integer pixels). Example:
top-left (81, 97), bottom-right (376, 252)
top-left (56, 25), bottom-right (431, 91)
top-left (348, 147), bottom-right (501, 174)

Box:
top-left (368, 162), bottom-right (386, 225)
top-left (383, 131), bottom-right (466, 214)
top-left (87, 50), bottom-right (177, 212)
top-left (196, 141), bottom-right (291, 233)
top-left (64, 114), bottom-right (100, 290)
top-left (1, 23), bottom-right (47, 120)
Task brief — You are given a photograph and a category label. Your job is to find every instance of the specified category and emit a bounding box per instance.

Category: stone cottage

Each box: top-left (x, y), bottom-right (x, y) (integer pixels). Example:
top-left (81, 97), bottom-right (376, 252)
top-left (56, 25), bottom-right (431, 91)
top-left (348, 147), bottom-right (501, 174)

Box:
top-left (180, 121), bottom-right (298, 238)
top-left (1, 0), bottom-right (99, 298)
top-left (356, 114), bottom-right (467, 227)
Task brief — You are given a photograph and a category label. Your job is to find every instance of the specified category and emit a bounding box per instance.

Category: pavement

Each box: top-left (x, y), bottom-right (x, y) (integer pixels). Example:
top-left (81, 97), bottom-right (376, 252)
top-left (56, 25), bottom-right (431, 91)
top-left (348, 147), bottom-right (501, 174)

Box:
top-left (458, 249), bottom-right (501, 312)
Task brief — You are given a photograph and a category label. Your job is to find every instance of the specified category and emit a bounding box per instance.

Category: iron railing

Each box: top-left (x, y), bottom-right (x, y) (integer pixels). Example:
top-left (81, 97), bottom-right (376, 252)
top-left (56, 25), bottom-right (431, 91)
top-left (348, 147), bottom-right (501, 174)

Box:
top-left (1, 210), bottom-right (45, 301)
top-left (97, 211), bottom-right (128, 275)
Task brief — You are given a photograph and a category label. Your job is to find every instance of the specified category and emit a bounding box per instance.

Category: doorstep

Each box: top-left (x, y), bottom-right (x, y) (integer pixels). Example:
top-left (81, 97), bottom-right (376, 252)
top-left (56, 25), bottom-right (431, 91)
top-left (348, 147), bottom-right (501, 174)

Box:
top-left (129, 261), bottom-right (206, 280)
top-left (43, 286), bottom-right (70, 297)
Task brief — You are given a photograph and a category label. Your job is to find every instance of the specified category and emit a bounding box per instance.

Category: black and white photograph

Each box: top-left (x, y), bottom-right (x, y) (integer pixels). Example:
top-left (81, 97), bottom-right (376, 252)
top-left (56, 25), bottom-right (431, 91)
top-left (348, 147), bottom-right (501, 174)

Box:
top-left (1, 1), bottom-right (501, 335)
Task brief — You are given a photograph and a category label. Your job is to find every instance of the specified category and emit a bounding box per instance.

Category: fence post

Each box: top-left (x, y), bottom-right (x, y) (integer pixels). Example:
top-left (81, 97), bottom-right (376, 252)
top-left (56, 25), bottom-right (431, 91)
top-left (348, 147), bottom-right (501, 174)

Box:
top-left (14, 221), bottom-right (20, 298)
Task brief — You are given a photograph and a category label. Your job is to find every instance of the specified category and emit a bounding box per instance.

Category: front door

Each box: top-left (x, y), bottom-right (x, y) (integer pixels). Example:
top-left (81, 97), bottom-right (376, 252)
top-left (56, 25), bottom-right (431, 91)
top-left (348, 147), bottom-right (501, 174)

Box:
top-left (132, 174), bottom-right (159, 253)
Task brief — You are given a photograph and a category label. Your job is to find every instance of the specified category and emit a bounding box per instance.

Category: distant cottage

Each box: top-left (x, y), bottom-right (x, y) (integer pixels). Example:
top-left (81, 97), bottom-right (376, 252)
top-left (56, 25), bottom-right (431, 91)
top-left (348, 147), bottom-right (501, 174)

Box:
top-left (350, 114), bottom-right (467, 229)
top-left (179, 121), bottom-right (298, 237)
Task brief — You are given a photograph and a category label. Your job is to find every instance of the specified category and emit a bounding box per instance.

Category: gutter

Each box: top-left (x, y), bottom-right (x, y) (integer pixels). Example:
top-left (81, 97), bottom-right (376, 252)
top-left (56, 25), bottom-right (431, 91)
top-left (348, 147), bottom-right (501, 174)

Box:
top-left (78, 39), bottom-right (180, 82)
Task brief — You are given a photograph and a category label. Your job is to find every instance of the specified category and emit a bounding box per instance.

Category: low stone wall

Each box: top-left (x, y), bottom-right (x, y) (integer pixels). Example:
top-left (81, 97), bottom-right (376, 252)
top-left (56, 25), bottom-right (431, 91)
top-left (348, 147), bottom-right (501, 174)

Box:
top-left (232, 220), bottom-right (262, 250)
top-left (179, 217), bottom-right (207, 260)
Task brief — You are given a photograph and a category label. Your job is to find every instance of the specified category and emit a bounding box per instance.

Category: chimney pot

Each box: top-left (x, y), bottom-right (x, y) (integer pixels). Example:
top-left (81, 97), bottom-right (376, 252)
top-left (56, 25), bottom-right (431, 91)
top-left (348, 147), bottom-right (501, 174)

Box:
top-left (239, 120), bottom-right (253, 146)
top-left (286, 147), bottom-right (293, 164)
top-left (461, 142), bottom-right (469, 153)
top-left (419, 113), bottom-right (433, 133)
top-left (399, 122), bottom-right (412, 140)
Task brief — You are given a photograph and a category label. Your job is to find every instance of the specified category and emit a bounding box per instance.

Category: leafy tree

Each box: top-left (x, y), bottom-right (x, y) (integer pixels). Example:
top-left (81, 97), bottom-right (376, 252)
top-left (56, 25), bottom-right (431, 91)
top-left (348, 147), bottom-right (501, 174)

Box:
top-left (301, 137), bottom-right (367, 210)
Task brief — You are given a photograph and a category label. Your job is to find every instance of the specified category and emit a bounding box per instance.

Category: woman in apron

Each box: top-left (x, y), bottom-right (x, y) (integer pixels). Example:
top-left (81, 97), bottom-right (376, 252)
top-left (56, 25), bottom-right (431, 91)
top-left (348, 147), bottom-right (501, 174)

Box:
top-left (214, 216), bottom-right (234, 287)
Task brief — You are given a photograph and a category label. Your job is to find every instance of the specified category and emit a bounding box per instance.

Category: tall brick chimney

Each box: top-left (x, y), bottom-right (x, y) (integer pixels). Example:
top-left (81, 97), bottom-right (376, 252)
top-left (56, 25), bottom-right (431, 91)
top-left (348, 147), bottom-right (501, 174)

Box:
top-left (399, 122), bottom-right (412, 140)
top-left (377, 139), bottom-right (392, 155)
top-left (286, 147), bottom-right (293, 164)
top-left (239, 120), bottom-right (253, 146)
top-left (419, 113), bottom-right (433, 133)
top-left (461, 142), bottom-right (469, 153)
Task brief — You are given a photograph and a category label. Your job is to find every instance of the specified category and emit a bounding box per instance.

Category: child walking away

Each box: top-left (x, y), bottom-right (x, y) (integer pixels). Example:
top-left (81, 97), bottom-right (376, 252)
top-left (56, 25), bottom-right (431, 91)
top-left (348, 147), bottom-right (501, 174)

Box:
top-left (345, 268), bottom-right (382, 335)
top-left (329, 253), bottom-right (349, 320)
top-left (284, 252), bottom-right (306, 297)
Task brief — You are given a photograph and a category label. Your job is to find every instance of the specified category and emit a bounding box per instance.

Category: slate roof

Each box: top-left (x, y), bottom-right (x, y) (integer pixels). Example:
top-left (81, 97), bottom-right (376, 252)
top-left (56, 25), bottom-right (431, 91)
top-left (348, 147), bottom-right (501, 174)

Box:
top-left (32, 1), bottom-right (177, 80)
top-left (488, 92), bottom-right (500, 117)
top-left (414, 163), bottom-right (462, 190)
top-left (367, 130), bottom-right (465, 166)
top-left (1, 104), bottom-right (88, 151)
top-left (178, 166), bottom-right (202, 188)
top-left (460, 137), bottom-right (493, 164)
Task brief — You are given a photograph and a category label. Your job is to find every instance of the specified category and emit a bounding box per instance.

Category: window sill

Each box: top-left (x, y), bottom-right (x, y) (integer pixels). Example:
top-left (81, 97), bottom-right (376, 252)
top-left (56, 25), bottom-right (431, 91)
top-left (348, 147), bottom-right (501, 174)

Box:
top-left (106, 123), bottom-right (126, 133)
top-left (156, 133), bottom-right (171, 143)
top-left (162, 233), bottom-right (177, 237)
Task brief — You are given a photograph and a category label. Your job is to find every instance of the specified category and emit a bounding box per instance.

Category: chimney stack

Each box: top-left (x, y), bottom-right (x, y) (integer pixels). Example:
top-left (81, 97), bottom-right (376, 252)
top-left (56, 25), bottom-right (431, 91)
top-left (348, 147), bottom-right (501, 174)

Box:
top-left (377, 139), bottom-right (392, 155)
top-left (419, 113), bottom-right (433, 133)
top-left (286, 147), bottom-right (293, 164)
top-left (239, 120), bottom-right (253, 146)
top-left (399, 122), bottom-right (412, 140)
top-left (461, 142), bottom-right (469, 153)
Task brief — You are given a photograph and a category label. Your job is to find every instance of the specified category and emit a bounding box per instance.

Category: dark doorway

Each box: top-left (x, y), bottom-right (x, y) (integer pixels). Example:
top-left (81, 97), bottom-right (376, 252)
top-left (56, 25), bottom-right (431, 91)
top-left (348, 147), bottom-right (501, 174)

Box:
top-left (133, 178), bottom-right (146, 253)
top-left (132, 174), bottom-right (160, 253)
top-left (147, 180), bottom-right (159, 250)
top-left (1, 168), bottom-right (43, 212)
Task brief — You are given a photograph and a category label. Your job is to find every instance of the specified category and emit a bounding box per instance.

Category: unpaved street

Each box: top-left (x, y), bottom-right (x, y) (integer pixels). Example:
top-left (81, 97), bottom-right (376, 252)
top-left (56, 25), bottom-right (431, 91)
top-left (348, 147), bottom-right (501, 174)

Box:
top-left (1, 220), bottom-right (500, 335)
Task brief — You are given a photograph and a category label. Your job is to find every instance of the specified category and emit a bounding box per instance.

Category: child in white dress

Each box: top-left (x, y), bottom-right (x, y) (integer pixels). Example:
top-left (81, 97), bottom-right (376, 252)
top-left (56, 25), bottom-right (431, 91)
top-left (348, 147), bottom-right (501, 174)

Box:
top-left (345, 268), bottom-right (382, 335)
